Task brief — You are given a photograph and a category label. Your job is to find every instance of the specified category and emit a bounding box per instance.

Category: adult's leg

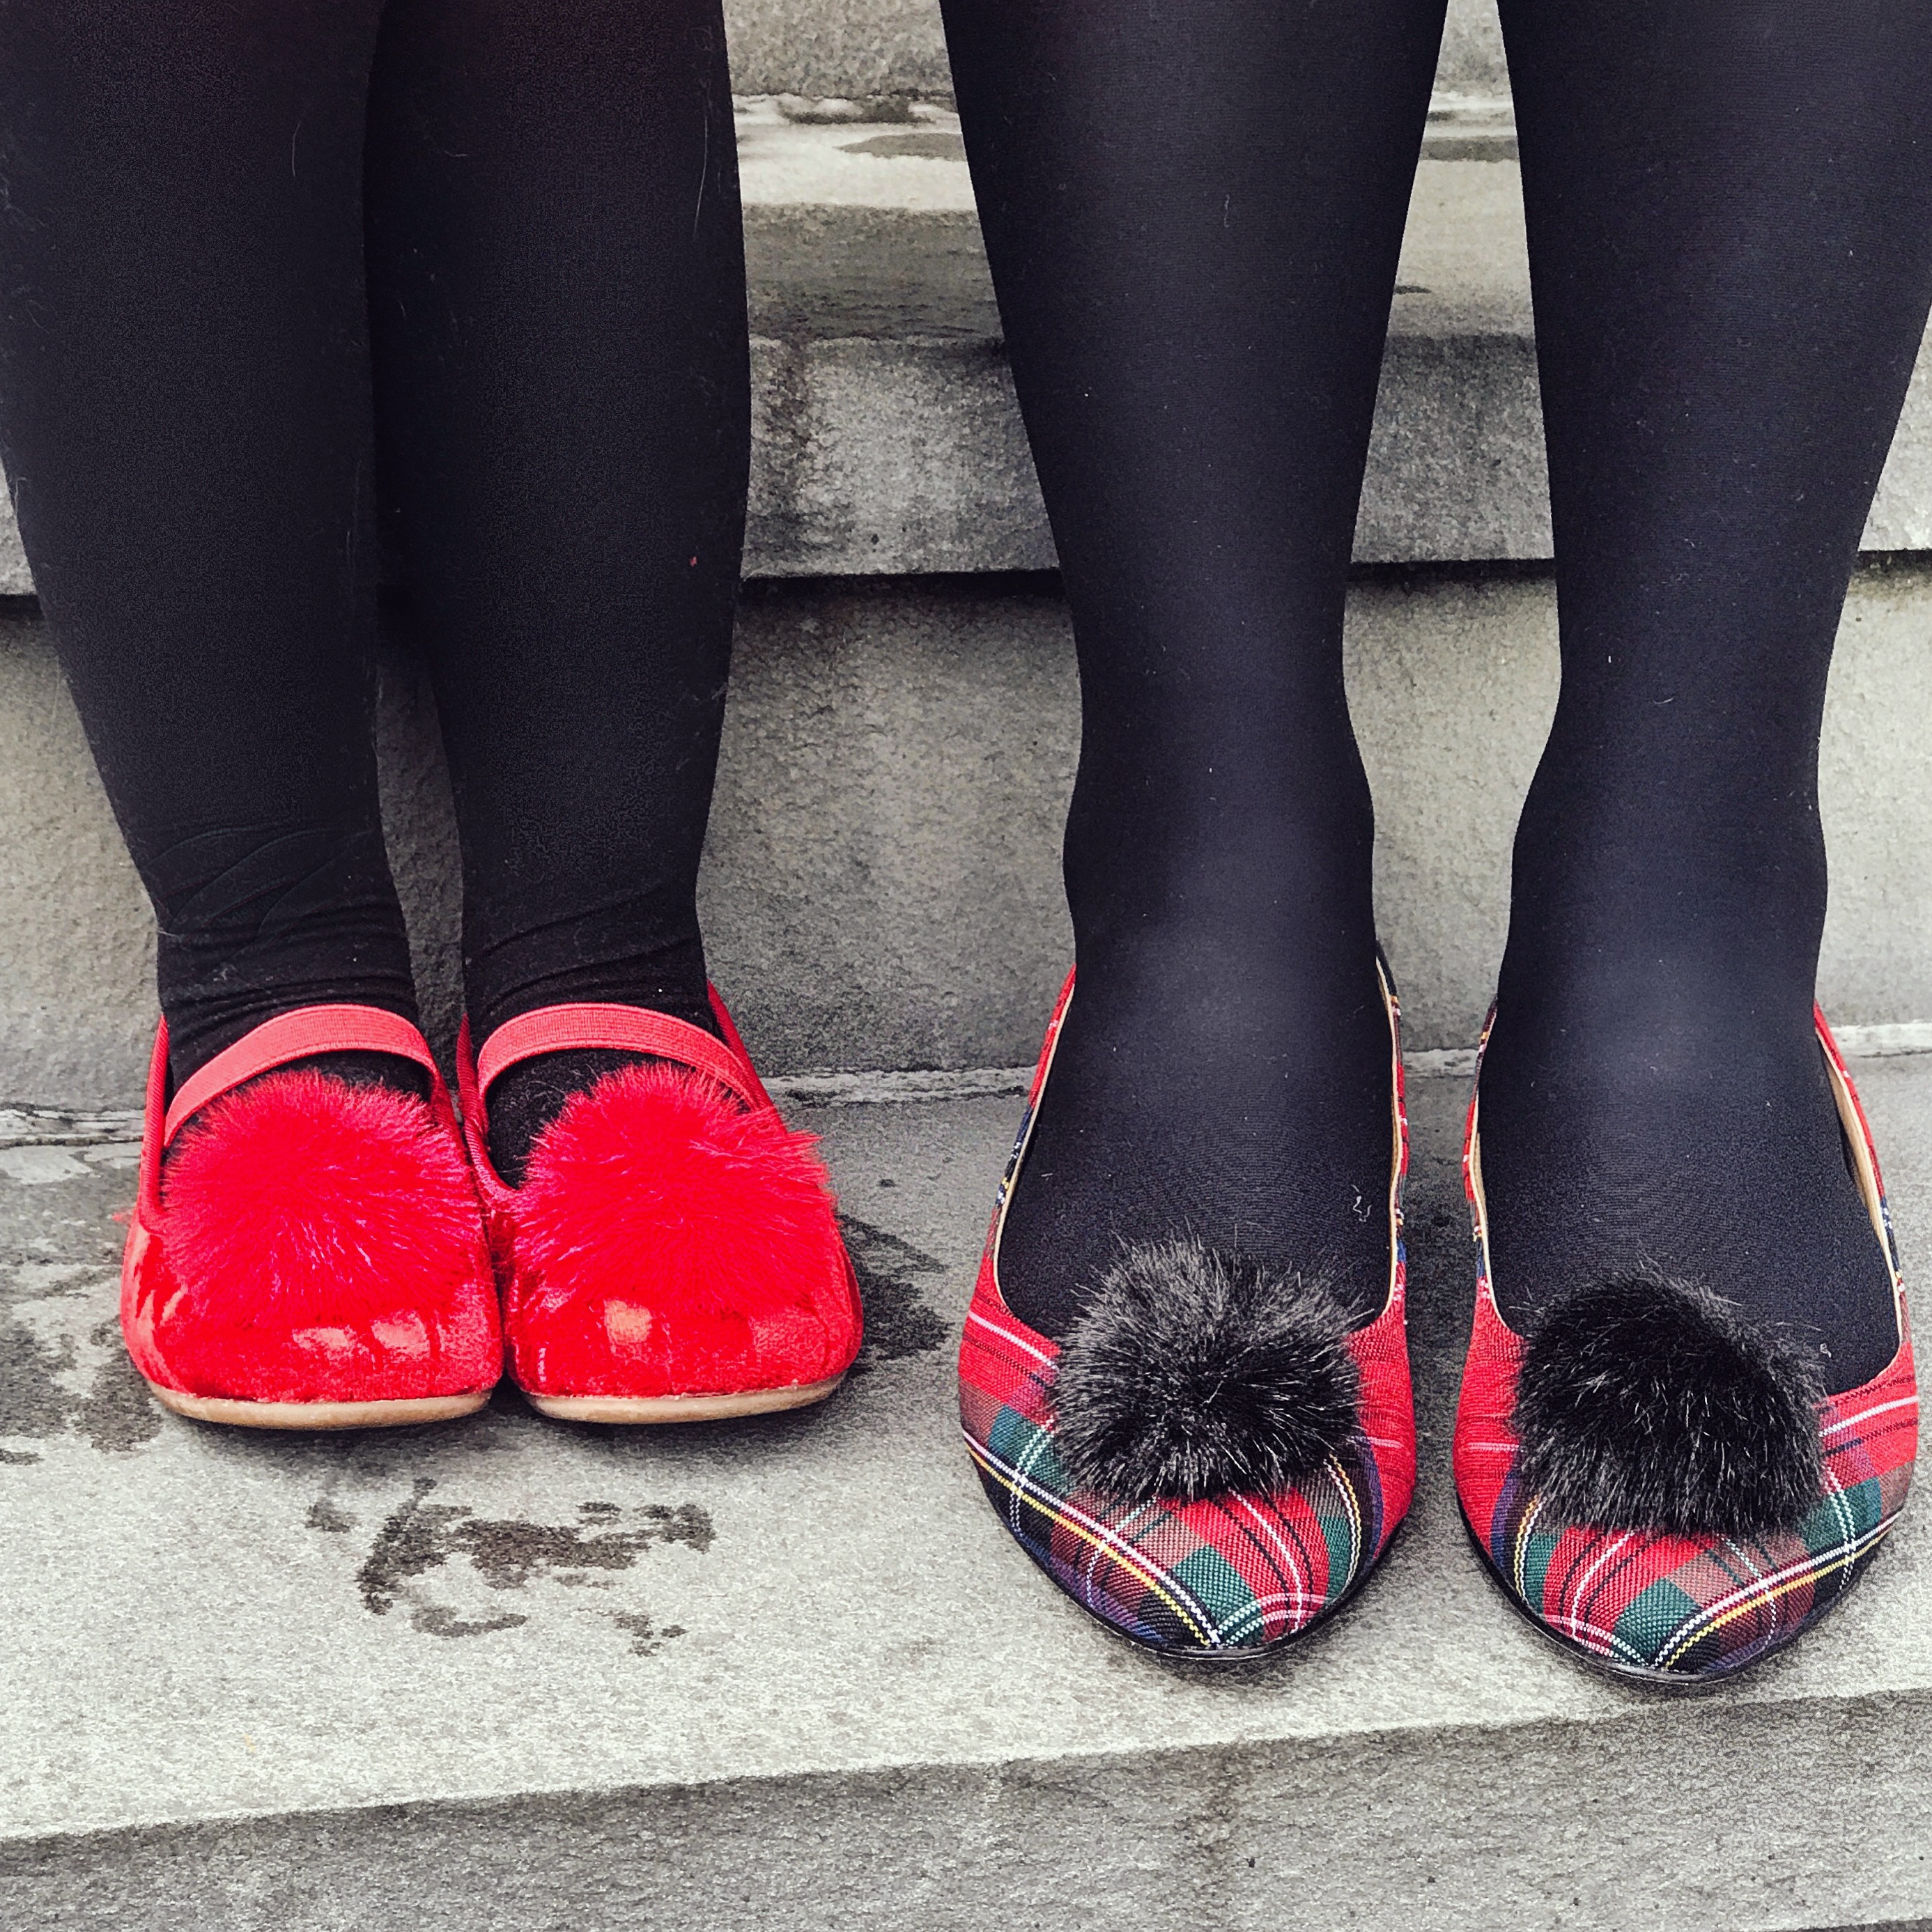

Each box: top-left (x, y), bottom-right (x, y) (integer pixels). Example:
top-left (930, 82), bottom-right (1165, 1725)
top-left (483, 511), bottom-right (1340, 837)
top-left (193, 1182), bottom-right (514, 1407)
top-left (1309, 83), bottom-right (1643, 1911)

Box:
top-left (941, 0), bottom-right (1448, 1335)
top-left (0, 0), bottom-right (407, 1091)
top-left (1483, 0), bottom-right (1932, 1391)
top-left (365, 0), bottom-right (750, 1180)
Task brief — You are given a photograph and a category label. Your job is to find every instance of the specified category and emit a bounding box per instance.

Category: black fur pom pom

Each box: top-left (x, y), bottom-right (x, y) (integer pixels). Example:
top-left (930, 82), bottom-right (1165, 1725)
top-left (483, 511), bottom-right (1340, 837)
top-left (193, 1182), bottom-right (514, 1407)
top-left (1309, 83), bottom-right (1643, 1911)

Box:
top-left (1513, 1272), bottom-right (1824, 1537)
top-left (1050, 1237), bottom-right (1361, 1506)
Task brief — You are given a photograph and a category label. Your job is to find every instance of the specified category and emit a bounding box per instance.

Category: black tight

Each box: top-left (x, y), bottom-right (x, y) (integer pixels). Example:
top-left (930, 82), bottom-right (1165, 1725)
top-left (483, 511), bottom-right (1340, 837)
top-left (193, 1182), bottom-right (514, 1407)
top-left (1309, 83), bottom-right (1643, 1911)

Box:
top-left (0, 0), bottom-right (746, 1173)
top-left (943, 0), bottom-right (1445, 1338)
top-left (1479, 0), bottom-right (1932, 1392)
top-left (945, 0), bottom-right (1932, 1382)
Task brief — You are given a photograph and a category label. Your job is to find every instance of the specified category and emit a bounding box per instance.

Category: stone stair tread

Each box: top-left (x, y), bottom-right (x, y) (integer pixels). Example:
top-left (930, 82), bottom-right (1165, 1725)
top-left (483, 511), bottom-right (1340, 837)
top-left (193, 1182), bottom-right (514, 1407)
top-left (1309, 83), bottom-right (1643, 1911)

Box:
top-left (6, 111), bottom-right (1926, 594)
top-left (3, 1056), bottom-right (1931, 1928)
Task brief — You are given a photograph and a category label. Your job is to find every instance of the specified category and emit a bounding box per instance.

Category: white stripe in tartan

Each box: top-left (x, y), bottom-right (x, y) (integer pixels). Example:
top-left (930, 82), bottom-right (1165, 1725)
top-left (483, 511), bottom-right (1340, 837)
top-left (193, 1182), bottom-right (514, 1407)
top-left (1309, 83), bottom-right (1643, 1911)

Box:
top-left (966, 1304), bottom-right (1052, 1367)
top-left (1545, 1608), bottom-right (1648, 1666)
top-left (1718, 1536), bottom-right (1779, 1653)
top-left (1229, 1491), bottom-right (1313, 1616)
top-left (1819, 1460), bottom-right (1861, 1558)
top-left (1653, 1508), bottom-right (1899, 1670)
top-left (1509, 1500), bottom-right (1651, 1669)
top-left (1818, 1391), bottom-right (1919, 1438)
top-left (1213, 1516), bottom-right (1322, 1647)
top-left (1564, 1528), bottom-right (1637, 1629)
top-left (1536, 1528), bottom-right (1651, 1664)
top-left (1510, 1494), bottom-right (1543, 1605)
top-left (962, 1425), bottom-right (1223, 1646)
top-left (1084, 1494), bottom-right (1166, 1617)
top-left (1324, 1451), bottom-right (1366, 1603)
top-left (1212, 1455), bottom-right (1363, 1646)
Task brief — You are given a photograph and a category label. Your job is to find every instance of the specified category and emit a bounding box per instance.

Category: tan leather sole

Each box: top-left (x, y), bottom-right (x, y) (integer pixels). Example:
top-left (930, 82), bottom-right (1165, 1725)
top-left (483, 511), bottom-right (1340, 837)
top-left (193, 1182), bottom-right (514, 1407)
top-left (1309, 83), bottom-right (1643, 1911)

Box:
top-left (523, 1373), bottom-right (847, 1425)
top-left (146, 1382), bottom-right (493, 1431)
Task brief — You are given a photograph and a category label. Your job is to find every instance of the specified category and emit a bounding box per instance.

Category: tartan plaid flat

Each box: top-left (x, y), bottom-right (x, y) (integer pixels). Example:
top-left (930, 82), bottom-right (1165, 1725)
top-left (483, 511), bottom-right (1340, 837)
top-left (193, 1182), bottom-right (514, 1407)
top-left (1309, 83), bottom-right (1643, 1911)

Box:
top-left (959, 964), bottom-right (1417, 1657)
top-left (1453, 1007), bottom-right (1919, 1685)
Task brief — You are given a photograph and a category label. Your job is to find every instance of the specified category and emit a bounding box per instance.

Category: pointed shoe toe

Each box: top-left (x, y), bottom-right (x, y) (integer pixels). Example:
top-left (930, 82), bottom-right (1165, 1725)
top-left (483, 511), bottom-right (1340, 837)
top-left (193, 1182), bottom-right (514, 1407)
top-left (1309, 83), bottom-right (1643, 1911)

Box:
top-left (461, 996), bottom-right (863, 1423)
top-left (121, 1007), bottom-right (502, 1429)
top-left (1453, 1007), bottom-right (1919, 1685)
top-left (958, 962), bottom-right (1416, 1657)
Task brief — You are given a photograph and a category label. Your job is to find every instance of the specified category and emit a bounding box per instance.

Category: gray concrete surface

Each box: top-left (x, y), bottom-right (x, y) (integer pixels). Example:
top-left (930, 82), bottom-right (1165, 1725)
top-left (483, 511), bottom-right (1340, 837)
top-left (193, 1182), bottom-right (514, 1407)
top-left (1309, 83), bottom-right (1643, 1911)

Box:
top-left (7, 561), bottom-right (1932, 1107)
top-left (725, 0), bottom-right (952, 98)
top-left (7, 123), bottom-right (1929, 595)
top-left (721, 0), bottom-right (1508, 107)
top-left (3, 1051), bottom-right (1931, 1929)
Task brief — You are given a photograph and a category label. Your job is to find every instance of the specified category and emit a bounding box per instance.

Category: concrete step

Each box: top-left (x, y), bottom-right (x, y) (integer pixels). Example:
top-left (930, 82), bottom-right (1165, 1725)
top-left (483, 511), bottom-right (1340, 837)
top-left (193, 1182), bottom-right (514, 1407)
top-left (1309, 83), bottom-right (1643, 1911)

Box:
top-left (739, 98), bottom-right (1929, 571)
top-left (3, 1049), bottom-right (1931, 1929)
top-left (6, 104), bottom-right (1929, 597)
top-left (5, 105), bottom-right (1931, 1102)
top-left (8, 560), bottom-right (1932, 1107)
top-left (718, 0), bottom-right (1510, 118)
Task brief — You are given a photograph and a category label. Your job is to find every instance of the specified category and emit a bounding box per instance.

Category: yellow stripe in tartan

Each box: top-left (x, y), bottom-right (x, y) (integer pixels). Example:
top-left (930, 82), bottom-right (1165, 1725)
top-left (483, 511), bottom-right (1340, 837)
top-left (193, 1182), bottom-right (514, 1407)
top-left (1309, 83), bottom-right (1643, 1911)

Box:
top-left (964, 1429), bottom-right (1220, 1647)
top-left (1511, 1494), bottom-right (1543, 1603)
top-left (1508, 1506), bottom-right (1648, 1665)
top-left (1653, 1514), bottom-right (1897, 1670)
top-left (1329, 1451), bottom-right (1366, 1596)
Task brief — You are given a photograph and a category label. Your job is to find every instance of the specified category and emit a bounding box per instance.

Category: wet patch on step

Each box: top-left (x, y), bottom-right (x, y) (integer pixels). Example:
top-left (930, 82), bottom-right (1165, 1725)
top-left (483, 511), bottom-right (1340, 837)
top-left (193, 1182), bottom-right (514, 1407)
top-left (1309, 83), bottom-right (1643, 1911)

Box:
top-left (613, 1610), bottom-right (686, 1656)
top-left (842, 1216), bottom-right (950, 1368)
top-left (329, 1478), bottom-right (713, 1649)
top-left (1, 1146), bottom-right (164, 1460)
top-left (839, 131), bottom-right (966, 162)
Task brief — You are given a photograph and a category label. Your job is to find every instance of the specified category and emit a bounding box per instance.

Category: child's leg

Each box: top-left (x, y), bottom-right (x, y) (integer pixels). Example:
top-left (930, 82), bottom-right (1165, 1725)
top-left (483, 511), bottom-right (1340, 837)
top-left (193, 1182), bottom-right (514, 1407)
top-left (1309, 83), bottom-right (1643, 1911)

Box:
top-left (0, 0), bottom-right (408, 1092)
top-left (365, 0), bottom-right (749, 1180)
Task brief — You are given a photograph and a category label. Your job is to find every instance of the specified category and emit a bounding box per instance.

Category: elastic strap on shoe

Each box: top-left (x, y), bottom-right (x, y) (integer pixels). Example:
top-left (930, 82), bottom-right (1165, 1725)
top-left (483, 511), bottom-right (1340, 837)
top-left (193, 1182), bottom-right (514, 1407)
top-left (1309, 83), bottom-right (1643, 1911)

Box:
top-left (162, 1005), bottom-right (440, 1147)
top-left (472, 1000), bottom-right (764, 1116)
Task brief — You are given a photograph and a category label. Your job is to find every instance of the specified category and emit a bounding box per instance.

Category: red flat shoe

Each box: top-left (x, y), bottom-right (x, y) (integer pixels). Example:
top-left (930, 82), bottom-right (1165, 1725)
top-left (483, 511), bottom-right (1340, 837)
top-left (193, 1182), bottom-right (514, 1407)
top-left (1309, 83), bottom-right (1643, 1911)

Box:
top-left (1453, 1007), bottom-right (1918, 1685)
top-left (959, 961), bottom-right (1416, 1657)
top-left (458, 994), bottom-right (862, 1423)
top-left (121, 1005), bottom-right (502, 1430)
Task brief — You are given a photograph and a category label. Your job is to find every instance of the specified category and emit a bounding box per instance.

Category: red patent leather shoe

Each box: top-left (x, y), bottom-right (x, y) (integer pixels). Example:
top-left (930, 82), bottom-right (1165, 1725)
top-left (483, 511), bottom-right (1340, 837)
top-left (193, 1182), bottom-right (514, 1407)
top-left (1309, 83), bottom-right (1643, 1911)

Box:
top-left (458, 994), bottom-right (862, 1423)
top-left (121, 1005), bottom-right (502, 1429)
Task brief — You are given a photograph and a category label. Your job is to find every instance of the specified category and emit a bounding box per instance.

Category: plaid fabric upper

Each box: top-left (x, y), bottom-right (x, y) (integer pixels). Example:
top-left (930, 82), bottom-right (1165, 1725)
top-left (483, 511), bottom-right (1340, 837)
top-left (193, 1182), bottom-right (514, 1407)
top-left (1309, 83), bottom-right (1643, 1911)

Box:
top-left (1453, 1008), bottom-right (1919, 1681)
top-left (959, 969), bottom-right (1417, 1656)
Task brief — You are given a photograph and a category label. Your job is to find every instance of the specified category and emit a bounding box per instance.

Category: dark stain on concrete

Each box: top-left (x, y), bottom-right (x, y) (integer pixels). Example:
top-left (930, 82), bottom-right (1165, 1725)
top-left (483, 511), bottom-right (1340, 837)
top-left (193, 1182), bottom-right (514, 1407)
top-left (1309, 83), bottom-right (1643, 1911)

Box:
top-left (454, 1508), bottom-right (711, 1592)
top-left (410, 1604), bottom-right (530, 1640)
top-left (0, 1316), bottom-right (162, 1456)
top-left (348, 1477), bottom-right (712, 1641)
top-left (840, 130), bottom-right (966, 161)
top-left (842, 1215), bottom-right (950, 1368)
top-left (307, 1498), bottom-right (357, 1534)
top-left (72, 1319), bottom-right (163, 1452)
top-left (0, 1319), bottom-right (78, 1441)
top-left (612, 1611), bottom-right (686, 1657)
top-left (1, 1151), bottom-right (162, 1460)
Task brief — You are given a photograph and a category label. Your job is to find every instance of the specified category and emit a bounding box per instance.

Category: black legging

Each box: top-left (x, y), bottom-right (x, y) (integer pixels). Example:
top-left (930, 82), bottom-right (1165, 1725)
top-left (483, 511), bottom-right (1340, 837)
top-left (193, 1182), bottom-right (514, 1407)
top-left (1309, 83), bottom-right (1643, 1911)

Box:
top-left (0, 0), bottom-right (748, 1177)
top-left (941, 0), bottom-right (1932, 1389)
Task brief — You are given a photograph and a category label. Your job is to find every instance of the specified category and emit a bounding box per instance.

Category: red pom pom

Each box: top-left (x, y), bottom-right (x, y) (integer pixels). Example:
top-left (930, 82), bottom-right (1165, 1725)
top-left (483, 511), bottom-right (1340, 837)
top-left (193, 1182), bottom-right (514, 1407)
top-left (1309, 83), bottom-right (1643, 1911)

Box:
top-left (507, 1061), bottom-right (859, 1398)
top-left (157, 1071), bottom-right (497, 1401)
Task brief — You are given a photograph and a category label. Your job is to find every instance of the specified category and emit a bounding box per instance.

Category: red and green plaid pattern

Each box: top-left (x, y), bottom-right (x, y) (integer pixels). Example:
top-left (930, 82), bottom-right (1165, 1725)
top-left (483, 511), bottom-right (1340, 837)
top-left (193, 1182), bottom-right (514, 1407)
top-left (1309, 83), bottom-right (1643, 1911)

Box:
top-left (1453, 1008), bottom-right (1919, 1682)
top-left (959, 968), bottom-right (1417, 1656)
